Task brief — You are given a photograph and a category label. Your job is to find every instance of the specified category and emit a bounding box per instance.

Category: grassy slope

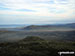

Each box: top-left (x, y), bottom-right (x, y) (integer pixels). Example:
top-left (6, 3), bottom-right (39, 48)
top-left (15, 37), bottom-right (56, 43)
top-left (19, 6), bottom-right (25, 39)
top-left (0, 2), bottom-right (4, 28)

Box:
top-left (0, 36), bottom-right (75, 56)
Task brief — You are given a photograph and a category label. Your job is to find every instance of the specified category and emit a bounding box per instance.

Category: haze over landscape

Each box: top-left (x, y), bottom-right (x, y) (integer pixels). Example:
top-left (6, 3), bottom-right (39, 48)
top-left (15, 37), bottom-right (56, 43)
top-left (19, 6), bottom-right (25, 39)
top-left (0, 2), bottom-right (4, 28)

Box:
top-left (0, 0), bottom-right (75, 56)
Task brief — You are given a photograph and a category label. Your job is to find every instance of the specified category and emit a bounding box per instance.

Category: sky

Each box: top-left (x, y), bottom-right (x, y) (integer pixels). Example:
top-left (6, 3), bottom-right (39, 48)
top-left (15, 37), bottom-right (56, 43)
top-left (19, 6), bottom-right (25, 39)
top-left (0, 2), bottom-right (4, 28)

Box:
top-left (0, 0), bottom-right (75, 25)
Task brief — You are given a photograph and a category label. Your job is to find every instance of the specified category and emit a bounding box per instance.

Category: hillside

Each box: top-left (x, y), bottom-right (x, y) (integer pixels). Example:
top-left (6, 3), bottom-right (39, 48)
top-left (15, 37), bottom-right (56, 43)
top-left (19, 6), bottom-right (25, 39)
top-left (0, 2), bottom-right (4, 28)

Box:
top-left (23, 23), bottom-right (75, 31)
top-left (0, 36), bottom-right (75, 56)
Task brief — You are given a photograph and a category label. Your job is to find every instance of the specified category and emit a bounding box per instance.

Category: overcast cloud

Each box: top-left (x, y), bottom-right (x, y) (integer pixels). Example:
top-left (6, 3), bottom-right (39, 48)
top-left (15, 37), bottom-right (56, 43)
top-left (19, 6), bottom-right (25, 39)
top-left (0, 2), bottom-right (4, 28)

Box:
top-left (0, 0), bottom-right (75, 24)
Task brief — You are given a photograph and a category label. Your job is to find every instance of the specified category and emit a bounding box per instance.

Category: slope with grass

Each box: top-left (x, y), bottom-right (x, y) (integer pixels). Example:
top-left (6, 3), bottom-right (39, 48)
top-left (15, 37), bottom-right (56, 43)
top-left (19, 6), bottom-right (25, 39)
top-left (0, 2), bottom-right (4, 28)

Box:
top-left (0, 36), bottom-right (75, 56)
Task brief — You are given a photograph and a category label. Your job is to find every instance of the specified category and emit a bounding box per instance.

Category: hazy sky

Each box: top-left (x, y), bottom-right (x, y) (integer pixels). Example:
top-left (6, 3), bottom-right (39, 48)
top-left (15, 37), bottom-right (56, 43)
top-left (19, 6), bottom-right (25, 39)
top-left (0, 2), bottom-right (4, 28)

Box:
top-left (0, 0), bottom-right (75, 24)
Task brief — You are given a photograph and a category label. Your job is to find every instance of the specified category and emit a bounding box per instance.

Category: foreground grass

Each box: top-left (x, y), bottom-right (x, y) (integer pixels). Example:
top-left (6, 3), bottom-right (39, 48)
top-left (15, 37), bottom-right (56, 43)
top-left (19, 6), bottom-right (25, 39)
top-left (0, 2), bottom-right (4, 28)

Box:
top-left (0, 36), bottom-right (75, 56)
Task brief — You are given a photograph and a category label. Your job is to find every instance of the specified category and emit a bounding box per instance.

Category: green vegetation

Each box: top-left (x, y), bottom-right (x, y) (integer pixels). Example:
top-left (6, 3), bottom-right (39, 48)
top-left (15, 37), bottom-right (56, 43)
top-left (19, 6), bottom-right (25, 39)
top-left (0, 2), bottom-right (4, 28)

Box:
top-left (0, 36), bottom-right (75, 56)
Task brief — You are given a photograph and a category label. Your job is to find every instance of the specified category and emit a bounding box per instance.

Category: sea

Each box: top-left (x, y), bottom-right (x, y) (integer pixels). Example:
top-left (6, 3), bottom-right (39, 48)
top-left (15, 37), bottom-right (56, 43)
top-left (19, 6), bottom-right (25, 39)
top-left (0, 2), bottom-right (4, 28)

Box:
top-left (0, 24), bottom-right (29, 28)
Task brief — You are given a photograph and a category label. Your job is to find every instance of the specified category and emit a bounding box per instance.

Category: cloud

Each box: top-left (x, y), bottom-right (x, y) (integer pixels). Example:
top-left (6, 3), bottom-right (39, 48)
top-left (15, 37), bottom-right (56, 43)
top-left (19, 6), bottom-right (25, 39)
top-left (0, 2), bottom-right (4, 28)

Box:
top-left (16, 9), bottom-right (36, 12)
top-left (0, 7), bottom-right (11, 10)
top-left (0, 0), bottom-right (75, 24)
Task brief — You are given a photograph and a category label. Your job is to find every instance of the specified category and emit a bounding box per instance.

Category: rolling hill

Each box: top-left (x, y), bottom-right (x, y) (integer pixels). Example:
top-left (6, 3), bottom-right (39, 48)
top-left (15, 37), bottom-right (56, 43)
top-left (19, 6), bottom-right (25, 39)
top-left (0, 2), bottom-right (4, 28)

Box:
top-left (23, 23), bottom-right (75, 30)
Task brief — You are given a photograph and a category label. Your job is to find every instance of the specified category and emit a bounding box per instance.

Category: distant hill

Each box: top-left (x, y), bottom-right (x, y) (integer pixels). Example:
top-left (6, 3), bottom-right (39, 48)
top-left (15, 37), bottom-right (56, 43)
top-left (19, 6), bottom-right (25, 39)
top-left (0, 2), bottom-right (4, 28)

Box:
top-left (63, 23), bottom-right (75, 28)
top-left (23, 23), bottom-right (75, 30)
top-left (24, 25), bottom-right (53, 30)
top-left (0, 23), bottom-right (75, 42)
